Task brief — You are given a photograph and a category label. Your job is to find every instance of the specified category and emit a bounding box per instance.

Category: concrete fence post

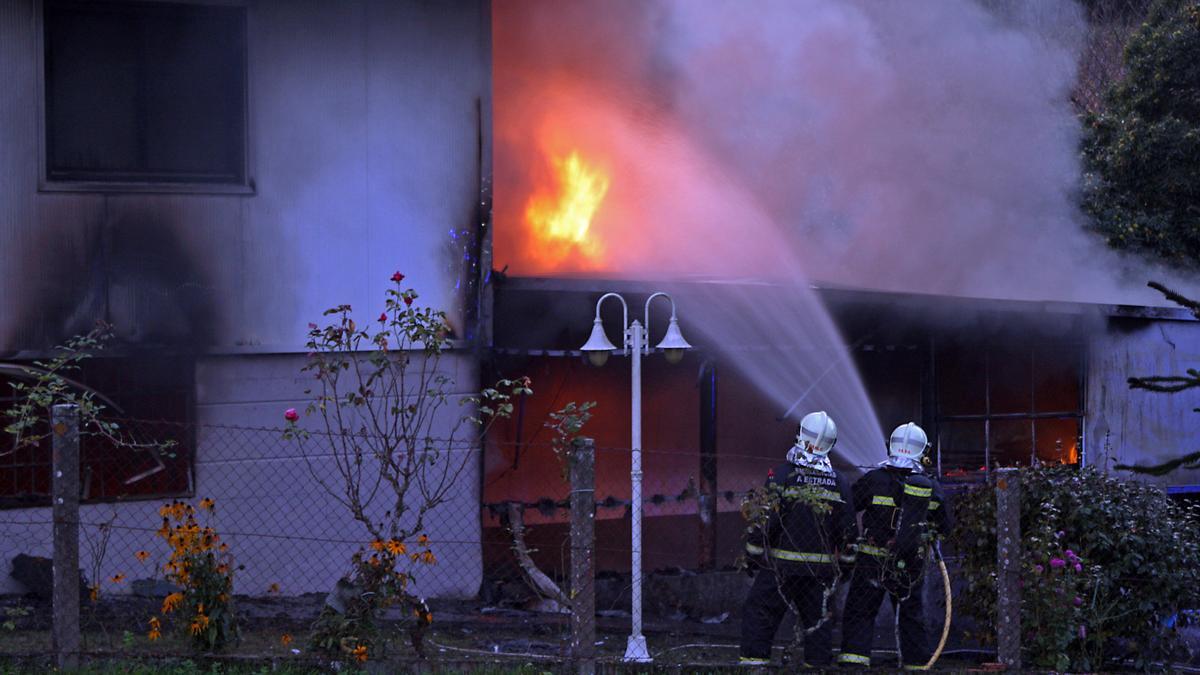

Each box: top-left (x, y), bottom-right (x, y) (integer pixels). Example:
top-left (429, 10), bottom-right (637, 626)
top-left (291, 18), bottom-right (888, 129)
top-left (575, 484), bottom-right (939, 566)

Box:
top-left (51, 403), bottom-right (81, 670)
top-left (569, 437), bottom-right (596, 675)
top-left (995, 468), bottom-right (1021, 670)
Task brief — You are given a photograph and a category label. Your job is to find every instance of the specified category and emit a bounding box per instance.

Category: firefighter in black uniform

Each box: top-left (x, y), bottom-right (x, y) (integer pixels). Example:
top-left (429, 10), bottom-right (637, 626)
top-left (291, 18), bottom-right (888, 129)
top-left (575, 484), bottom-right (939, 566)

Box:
top-left (838, 422), bottom-right (952, 669)
top-left (739, 411), bottom-right (856, 667)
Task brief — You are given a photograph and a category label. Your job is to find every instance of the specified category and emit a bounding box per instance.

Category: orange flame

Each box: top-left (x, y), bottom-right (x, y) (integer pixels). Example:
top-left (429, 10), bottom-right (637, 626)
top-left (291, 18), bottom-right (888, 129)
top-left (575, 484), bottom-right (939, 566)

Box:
top-left (523, 150), bottom-right (609, 268)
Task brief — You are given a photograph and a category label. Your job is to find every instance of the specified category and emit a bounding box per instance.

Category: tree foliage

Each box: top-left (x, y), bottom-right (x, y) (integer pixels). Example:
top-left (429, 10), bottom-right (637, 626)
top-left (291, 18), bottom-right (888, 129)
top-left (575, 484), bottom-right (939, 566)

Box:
top-left (1082, 0), bottom-right (1200, 266)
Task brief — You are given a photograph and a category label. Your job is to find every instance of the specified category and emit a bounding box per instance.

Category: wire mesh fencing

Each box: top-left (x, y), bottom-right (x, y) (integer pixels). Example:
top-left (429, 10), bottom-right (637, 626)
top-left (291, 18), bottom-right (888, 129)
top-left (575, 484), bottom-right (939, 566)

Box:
top-left (2, 418), bottom-right (1195, 671)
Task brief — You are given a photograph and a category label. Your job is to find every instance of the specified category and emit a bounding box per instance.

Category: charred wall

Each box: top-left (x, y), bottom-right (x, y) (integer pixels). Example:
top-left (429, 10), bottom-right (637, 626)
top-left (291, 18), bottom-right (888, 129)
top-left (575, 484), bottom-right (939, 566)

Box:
top-left (0, 0), bottom-right (492, 356)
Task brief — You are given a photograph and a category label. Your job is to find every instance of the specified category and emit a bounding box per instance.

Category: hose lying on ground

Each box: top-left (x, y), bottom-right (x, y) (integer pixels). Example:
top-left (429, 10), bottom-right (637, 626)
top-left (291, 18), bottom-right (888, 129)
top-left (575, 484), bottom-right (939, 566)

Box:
top-left (918, 545), bottom-right (953, 671)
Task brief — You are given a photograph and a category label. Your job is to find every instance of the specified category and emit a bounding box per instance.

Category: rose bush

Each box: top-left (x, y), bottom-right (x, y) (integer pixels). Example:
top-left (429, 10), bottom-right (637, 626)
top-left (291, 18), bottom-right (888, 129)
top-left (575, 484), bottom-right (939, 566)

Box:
top-left (954, 465), bottom-right (1200, 671)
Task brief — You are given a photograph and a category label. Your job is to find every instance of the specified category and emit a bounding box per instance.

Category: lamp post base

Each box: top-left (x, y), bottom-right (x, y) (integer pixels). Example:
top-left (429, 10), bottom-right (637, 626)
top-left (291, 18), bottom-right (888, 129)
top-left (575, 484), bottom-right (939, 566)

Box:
top-left (623, 634), bottom-right (652, 662)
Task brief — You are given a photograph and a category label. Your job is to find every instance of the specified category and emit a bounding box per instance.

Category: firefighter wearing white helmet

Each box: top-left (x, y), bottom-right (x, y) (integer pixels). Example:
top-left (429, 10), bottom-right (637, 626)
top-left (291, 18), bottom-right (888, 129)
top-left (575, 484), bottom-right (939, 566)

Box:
top-left (739, 411), bottom-right (855, 668)
top-left (786, 410), bottom-right (838, 472)
top-left (838, 423), bottom-right (953, 669)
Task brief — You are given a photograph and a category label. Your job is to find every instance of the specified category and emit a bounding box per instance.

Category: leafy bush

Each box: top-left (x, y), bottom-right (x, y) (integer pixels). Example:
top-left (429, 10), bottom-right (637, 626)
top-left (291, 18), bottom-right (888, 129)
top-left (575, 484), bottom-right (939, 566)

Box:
top-left (955, 465), bottom-right (1200, 670)
top-left (284, 272), bottom-right (529, 661)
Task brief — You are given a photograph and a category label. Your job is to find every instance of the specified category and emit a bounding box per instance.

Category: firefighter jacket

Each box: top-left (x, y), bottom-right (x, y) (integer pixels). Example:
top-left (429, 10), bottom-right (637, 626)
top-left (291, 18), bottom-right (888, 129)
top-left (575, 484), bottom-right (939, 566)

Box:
top-left (851, 465), bottom-right (952, 566)
top-left (744, 462), bottom-right (855, 579)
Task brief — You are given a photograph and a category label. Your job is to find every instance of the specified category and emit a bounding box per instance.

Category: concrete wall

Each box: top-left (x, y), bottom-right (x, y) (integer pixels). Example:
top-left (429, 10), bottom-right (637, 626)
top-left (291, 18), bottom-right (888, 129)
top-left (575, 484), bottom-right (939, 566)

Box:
top-left (1086, 317), bottom-right (1200, 489)
top-left (0, 0), bottom-right (490, 597)
top-left (0, 0), bottom-right (490, 352)
top-left (0, 352), bottom-right (483, 597)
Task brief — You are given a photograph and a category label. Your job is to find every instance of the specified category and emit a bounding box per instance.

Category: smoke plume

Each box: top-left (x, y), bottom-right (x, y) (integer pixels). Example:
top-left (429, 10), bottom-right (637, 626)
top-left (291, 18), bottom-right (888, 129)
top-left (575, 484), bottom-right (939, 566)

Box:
top-left (494, 0), bottom-right (1193, 305)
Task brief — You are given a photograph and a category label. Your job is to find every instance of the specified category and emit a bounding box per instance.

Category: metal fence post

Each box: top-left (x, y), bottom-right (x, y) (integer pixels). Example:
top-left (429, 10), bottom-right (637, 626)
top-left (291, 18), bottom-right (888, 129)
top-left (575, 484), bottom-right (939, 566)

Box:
top-left (51, 403), bottom-right (81, 670)
top-left (569, 437), bottom-right (596, 675)
top-left (995, 468), bottom-right (1021, 670)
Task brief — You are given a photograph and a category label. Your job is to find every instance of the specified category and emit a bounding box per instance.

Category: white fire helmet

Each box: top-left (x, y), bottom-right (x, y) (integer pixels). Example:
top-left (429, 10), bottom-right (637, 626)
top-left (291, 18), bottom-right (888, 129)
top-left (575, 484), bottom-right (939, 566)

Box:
top-left (799, 410), bottom-right (837, 456)
top-left (888, 422), bottom-right (929, 462)
top-left (787, 411), bottom-right (837, 472)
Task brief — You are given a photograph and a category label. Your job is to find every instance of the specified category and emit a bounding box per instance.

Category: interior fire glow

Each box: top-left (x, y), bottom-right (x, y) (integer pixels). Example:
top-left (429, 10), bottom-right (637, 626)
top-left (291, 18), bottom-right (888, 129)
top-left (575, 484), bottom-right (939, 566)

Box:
top-left (523, 150), bottom-right (609, 269)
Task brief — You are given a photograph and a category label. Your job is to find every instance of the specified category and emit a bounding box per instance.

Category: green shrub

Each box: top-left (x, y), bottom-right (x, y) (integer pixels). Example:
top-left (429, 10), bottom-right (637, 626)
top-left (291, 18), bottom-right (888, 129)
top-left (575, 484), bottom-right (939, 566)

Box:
top-left (954, 465), bottom-right (1200, 671)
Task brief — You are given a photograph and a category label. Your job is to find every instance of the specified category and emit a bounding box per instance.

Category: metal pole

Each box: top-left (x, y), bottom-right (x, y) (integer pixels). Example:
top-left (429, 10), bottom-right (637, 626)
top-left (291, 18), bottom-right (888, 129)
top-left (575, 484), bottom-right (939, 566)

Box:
top-left (698, 361), bottom-right (717, 571)
top-left (624, 319), bottom-right (651, 662)
top-left (569, 437), bottom-right (596, 675)
top-left (51, 403), bottom-right (80, 671)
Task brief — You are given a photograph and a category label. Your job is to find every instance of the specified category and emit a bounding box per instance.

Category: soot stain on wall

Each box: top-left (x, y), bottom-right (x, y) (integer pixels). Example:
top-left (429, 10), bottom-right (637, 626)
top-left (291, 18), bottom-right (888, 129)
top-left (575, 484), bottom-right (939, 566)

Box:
top-left (8, 211), bottom-right (219, 355)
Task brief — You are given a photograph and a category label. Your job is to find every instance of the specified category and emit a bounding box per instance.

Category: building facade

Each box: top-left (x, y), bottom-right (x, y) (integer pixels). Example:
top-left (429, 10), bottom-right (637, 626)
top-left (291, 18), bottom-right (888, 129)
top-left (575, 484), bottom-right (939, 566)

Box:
top-left (0, 0), bottom-right (492, 597)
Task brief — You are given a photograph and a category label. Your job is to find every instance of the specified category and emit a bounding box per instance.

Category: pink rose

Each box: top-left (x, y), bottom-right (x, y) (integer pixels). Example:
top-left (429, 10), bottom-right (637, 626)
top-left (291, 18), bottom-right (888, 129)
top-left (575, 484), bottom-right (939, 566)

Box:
top-left (1074, 563), bottom-right (1083, 573)
top-left (1050, 558), bottom-right (1066, 569)
top-left (284, 408), bottom-right (299, 423)
top-left (1073, 596), bottom-right (1083, 607)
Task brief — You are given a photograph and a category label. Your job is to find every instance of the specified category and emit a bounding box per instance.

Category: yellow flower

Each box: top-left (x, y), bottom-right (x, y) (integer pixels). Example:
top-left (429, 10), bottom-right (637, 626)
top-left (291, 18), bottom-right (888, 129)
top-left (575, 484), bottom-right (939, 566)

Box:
top-left (267, 583), bottom-right (281, 594)
top-left (88, 585), bottom-right (99, 602)
top-left (110, 574), bottom-right (126, 584)
top-left (385, 540), bottom-right (406, 556)
top-left (148, 616), bottom-right (161, 641)
top-left (199, 497), bottom-right (215, 512)
top-left (219, 543), bottom-right (229, 553)
top-left (352, 645), bottom-right (369, 663)
top-left (135, 550), bottom-right (150, 562)
top-left (189, 612), bottom-right (210, 636)
top-left (280, 633), bottom-right (293, 646)
top-left (417, 534), bottom-right (430, 545)
top-left (162, 592), bottom-right (184, 614)
top-left (369, 539), bottom-right (385, 552)
top-left (420, 550), bottom-right (436, 565)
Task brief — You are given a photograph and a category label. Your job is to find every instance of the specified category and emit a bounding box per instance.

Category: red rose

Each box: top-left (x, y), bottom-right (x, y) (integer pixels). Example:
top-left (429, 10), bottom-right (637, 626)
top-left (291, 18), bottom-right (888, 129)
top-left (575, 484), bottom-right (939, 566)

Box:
top-left (391, 271), bottom-right (405, 283)
top-left (767, 468), bottom-right (774, 478)
top-left (378, 312), bottom-right (387, 323)
top-left (284, 408), bottom-right (299, 422)
top-left (403, 296), bottom-right (413, 306)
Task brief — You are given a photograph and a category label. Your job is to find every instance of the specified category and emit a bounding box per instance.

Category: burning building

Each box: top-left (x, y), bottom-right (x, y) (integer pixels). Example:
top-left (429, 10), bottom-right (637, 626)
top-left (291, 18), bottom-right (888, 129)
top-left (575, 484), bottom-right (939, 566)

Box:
top-left (0, 0), bottom-right (1196, 609)
top-left (482, 0), bottom-right (1200, 579)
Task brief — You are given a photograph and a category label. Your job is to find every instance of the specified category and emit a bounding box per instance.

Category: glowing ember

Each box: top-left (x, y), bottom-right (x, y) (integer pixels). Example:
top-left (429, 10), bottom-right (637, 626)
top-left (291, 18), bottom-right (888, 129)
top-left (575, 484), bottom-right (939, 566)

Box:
top-left (523, 150), bottom-right (609, 268)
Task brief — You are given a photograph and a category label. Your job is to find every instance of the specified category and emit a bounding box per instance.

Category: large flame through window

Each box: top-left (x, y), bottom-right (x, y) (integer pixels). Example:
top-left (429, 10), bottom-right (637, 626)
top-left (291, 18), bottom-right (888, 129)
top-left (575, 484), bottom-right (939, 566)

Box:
top-left (522, 150), bottom-right (610, 270)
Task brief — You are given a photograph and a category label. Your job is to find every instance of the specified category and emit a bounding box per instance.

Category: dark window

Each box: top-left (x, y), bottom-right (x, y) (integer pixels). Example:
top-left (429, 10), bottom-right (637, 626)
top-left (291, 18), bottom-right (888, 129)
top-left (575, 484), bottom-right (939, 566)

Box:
top-left (43, 0), bottom-right (247, 186)
top-left (1, 355), bottom-right (194, 508)
top-left (933, 319), bottom-right (1085, 476)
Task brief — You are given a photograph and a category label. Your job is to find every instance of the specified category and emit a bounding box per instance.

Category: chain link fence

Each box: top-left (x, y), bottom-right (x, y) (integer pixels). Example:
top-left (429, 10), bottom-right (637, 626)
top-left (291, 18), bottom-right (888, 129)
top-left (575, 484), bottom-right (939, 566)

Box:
top-left (1, 415), bottom-right (1195, 671)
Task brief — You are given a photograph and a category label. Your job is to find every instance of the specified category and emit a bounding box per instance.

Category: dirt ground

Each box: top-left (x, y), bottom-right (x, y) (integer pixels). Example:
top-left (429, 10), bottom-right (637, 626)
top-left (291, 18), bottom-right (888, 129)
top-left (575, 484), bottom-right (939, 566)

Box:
top-left (0, 592), bottom-right (991, 672)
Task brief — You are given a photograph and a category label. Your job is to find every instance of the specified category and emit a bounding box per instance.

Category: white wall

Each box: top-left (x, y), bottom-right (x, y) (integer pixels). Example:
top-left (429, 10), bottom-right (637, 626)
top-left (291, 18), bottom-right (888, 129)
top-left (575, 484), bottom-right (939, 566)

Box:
top-left (1086, 317), bottom-right (1200, 488)
top-left (0, 0), bottom-right (491, 352)
top-left (0, 352), bottom-right (484, 598)
top-left (0, 0), bottom-right (491, 598)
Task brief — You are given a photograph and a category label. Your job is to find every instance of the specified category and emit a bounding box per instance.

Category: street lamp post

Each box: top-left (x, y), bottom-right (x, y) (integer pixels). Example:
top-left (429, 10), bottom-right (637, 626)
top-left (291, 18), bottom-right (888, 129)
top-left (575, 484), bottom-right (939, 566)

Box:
top-left (580, 291), bottom-right (692, 663)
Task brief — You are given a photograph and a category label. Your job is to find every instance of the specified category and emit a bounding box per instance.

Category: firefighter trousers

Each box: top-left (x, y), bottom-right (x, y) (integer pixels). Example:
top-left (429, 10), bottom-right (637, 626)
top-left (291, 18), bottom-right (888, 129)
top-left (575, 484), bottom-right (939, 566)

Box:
top-left (838, 559), bottom-right (929, 668)
top-left (740, 569), bottom-right (835, 665)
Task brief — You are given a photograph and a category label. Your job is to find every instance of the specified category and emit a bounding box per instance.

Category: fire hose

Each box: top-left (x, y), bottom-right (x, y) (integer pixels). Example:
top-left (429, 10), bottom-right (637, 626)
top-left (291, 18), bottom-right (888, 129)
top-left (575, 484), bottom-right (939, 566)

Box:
top-left (919, 543), bottom-right (953, 671)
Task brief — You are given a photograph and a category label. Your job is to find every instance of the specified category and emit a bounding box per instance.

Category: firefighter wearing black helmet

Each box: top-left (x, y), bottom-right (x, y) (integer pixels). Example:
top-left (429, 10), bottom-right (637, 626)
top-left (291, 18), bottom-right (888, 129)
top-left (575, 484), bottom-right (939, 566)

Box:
top-left (739, 411), bottom-right (856, 668)
top-left (837, 423), bottom-right (952, 669)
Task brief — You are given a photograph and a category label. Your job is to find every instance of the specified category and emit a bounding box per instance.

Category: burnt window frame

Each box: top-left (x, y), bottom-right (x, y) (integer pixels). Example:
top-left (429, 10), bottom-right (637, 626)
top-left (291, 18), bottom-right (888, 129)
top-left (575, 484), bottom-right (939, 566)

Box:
top-left (929, 321), bottom-right (1088, 478)
top-left (36, 0), bottom-right (254, 194)
top-left (0, 355), bottom-right (198, 509)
